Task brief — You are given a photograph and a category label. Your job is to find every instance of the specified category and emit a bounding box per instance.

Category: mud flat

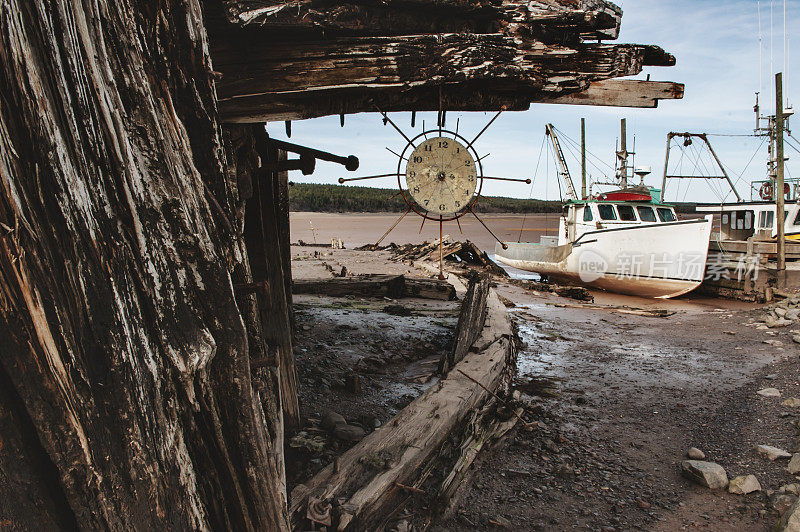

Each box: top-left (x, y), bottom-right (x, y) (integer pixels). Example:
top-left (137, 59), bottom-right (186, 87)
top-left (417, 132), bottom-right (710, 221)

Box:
top-left (287, 220), bottom-right (800, 530)
top-left (438, 273), bottom-right (800, 531)
top-left (290, 211), bottom-right (559, 251)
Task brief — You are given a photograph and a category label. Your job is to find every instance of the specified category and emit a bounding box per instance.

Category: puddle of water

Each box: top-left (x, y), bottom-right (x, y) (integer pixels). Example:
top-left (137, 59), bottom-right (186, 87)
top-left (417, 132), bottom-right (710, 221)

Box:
top-left (488, 254), bottom-right (542, 281)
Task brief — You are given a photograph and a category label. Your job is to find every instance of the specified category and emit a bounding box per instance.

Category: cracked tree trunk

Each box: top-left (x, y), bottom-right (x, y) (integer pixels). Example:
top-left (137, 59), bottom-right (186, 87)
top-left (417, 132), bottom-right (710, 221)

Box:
top-left (0, 0), bottom-right (289, 529)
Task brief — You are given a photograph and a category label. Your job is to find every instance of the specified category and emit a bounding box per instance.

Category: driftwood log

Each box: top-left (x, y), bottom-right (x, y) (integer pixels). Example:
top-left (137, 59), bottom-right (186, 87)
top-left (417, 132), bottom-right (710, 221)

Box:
top-left (289, 276), bottom-right (514, 530)
top-left (293, 274), bottom-right (457, 301)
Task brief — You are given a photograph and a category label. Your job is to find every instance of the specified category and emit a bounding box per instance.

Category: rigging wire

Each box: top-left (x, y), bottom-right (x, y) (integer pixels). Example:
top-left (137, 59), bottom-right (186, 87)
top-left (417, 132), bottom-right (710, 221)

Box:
top-left (552, 125), bottom-right (615, 173)
top-left (518, 135), bottom-right (547, 243)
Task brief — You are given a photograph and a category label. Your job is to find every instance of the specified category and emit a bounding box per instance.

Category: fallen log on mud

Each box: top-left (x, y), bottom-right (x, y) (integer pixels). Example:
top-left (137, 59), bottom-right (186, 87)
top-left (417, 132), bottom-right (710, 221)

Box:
top-left (288, 274), bottom-right (515, 530)
top-left (292, 274), bottom-right (457, 300)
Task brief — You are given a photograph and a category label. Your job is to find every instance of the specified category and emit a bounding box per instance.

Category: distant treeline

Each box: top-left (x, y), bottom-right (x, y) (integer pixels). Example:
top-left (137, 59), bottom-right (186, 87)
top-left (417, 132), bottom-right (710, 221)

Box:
top-left (287, 183), bottom-right (699, 214)
top-left (288, 183), bottom-right (561, 213)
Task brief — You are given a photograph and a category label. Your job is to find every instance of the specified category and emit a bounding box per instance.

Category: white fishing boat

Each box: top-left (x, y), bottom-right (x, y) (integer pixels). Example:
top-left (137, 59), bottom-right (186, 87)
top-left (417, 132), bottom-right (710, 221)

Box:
top-left (494, 122), bottom-right (714, 299)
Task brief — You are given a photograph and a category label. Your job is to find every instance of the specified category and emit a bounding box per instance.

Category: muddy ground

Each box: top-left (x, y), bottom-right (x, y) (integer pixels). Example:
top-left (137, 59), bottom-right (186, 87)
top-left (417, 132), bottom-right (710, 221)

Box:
top-left (288, 241), bottom-right (800, 531)
top-left (436, 279), bottom-right (800, 531)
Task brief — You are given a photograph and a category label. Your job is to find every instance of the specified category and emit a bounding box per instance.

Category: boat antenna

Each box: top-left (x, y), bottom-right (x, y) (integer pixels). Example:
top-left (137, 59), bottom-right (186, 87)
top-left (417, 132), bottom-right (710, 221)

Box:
top-left (761, 0), bottom-right (764, 95)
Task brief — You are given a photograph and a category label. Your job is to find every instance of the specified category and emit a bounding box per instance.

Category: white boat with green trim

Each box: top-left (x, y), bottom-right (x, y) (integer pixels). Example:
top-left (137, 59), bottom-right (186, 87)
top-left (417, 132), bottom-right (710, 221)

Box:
top-left (494, 122), bottom-right (713, 299)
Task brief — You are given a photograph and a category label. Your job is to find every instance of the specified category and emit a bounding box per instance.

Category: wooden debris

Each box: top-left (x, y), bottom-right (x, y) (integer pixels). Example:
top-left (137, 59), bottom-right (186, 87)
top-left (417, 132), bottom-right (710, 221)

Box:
top-left (440, 274), bottom-right (490, 375)
top-left (507, 278), bottom-right (594, 302)
top-left (288, 281), bottom-right (514, 530)
top-left (386, 238), bottom-right (508, 276)
top-left (292, 274), bottom-right (457, 301)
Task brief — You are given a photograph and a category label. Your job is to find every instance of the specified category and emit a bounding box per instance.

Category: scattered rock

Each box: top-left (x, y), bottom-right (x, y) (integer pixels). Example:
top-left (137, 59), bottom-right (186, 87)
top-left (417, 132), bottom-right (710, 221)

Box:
top-left (756, 444), bottom-right (792, 461)
top-left (321, 410), bottom-right (346, 431)
top-left (687, 447), bottom-right (706, 460)
top-left (765, 339), bottom-right (785, 347)
top-left (785, 399), bottom-right (800, 408)
top-left (772, 493), bottom-right (799, 515)
top-left (789, 454), bottom-right (800, 474)
top-left (776, 498), bottom-right (800, 532)
top-left (766, 374), bottom-right (780, 380)
top-left (758, 388), bottom-right (782, 397)
top-left (781, 484), bottom-right (800, 496)
top-left (766, 316), bottom-right (793, 328)
top-left (786, 309), bottom-right (800, 321)
top-left (681, 460), bottom-right (728, 489)
top-left (793, 335), bottom-right (800, 345)
top-left (728, 475), bottom-right (761, 495)
top-left (333, 424), bottom-right (366, 442)
top-left (383, 304), bottom-right (411, 317)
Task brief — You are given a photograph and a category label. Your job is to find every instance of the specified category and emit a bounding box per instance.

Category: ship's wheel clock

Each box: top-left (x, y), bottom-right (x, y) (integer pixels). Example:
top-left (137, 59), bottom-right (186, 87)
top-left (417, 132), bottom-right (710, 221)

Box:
top-left (338, 107), bottom-right (530, 279)
top-left (402, 133), bottom-right (480, 220)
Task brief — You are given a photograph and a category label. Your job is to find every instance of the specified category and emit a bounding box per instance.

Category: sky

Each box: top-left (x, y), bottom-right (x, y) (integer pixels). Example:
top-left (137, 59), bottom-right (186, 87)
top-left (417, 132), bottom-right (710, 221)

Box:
top-left (266, 0), bottom-right (800, 204)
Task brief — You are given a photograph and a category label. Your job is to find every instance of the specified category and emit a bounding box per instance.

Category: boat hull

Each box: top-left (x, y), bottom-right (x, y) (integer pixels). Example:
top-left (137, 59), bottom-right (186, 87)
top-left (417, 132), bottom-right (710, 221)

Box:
top-left (495, 216), bottom-right (714, 299)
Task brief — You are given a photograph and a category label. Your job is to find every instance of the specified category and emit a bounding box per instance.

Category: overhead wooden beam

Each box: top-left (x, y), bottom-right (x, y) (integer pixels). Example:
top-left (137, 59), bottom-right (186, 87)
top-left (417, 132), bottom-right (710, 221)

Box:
top-left (221, 0), bottom-right (623, 41)
top-left (211, 32), bottom-right (676, 122)
top-left (542, 79), bottom-right (685, 108)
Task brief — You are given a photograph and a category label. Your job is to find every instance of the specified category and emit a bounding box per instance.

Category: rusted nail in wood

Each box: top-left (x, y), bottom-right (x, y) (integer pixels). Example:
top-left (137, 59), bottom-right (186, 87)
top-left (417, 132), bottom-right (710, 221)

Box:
top-left (393, 482), bottom-right (425, 494)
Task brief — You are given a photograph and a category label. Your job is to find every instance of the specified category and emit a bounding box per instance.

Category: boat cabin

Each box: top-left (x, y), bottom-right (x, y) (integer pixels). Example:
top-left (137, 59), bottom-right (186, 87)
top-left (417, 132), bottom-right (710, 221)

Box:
top-left (696, 202), bottom-right (800, 241)
top-left (559, 201), bottom-right (679, 245)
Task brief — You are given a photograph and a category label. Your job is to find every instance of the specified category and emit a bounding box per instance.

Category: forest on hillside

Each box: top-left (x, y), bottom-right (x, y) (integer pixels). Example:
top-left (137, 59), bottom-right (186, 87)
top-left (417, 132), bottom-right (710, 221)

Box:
top-left (288, 183), bottom-right (698, 214)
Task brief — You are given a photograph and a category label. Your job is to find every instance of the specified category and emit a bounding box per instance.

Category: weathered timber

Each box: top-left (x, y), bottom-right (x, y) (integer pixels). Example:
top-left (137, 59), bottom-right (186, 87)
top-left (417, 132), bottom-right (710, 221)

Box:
top-left (288, 279), bottom-right (514, 530)
top-left (252, 130), bottom-right (301, 432)
top-left (292, 274), bottom-right (457, 301)
top-left (543, 79), bottom-right (685, 108)
top-left (440, 274), bottom-right (491, 375)
top-left (220, 0), bottom-right (622, 42)
top-left (211, 32), bottom-right (676, 122)
top-left (0, 2), bottom-right (288, 529)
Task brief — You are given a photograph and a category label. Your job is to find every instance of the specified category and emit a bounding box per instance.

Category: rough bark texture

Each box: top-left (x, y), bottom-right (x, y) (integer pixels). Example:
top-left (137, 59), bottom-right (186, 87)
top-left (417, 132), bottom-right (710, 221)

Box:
top-left (0, 1), bottom-right (288, 529)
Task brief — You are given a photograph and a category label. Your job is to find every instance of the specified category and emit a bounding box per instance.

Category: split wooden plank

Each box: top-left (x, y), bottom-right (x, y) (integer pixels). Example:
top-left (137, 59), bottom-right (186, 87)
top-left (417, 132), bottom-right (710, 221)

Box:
top-left (288, 283), bottom-right (513, 530)
top-left (439, 274), bottom-right (490, 375)
top-left (543, 79), bottom-right (685, 108)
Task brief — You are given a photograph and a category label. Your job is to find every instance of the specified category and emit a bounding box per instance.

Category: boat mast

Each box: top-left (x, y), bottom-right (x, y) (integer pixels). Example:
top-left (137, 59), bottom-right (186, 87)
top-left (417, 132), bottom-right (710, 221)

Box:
top-left (617, 118), bottom-right (629, 188)
top-left (545, 123), bottom-right (578, 201)
top-left (581, 118), bottom-right (587, 199)
top-left (776, 72), bottom-right (786, 273)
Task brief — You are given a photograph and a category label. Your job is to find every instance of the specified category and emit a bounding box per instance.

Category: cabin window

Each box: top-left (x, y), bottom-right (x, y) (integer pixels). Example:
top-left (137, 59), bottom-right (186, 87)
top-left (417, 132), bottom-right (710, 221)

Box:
top-left (657, 208), bottom-right (676, 222)
top-left (722, 214), bottom-right (729, 225)
top-left (598, 204), bottom-right (617, 220)
top-left (637, 206), bottom-right (657, 222)
top-left (759, 211), bottom-right (775, 229)
top-left (583, 206), bottom-right (593, 221)
top-left (617, 205), bottom-right (637, 221)
top-left (744, 211), bottom-right (752, 230)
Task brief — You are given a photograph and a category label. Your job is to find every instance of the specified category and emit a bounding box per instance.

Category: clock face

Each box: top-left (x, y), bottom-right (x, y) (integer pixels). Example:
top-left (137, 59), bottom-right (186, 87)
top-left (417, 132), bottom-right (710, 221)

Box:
top-left (405, 136), bottom-right (478, 215)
